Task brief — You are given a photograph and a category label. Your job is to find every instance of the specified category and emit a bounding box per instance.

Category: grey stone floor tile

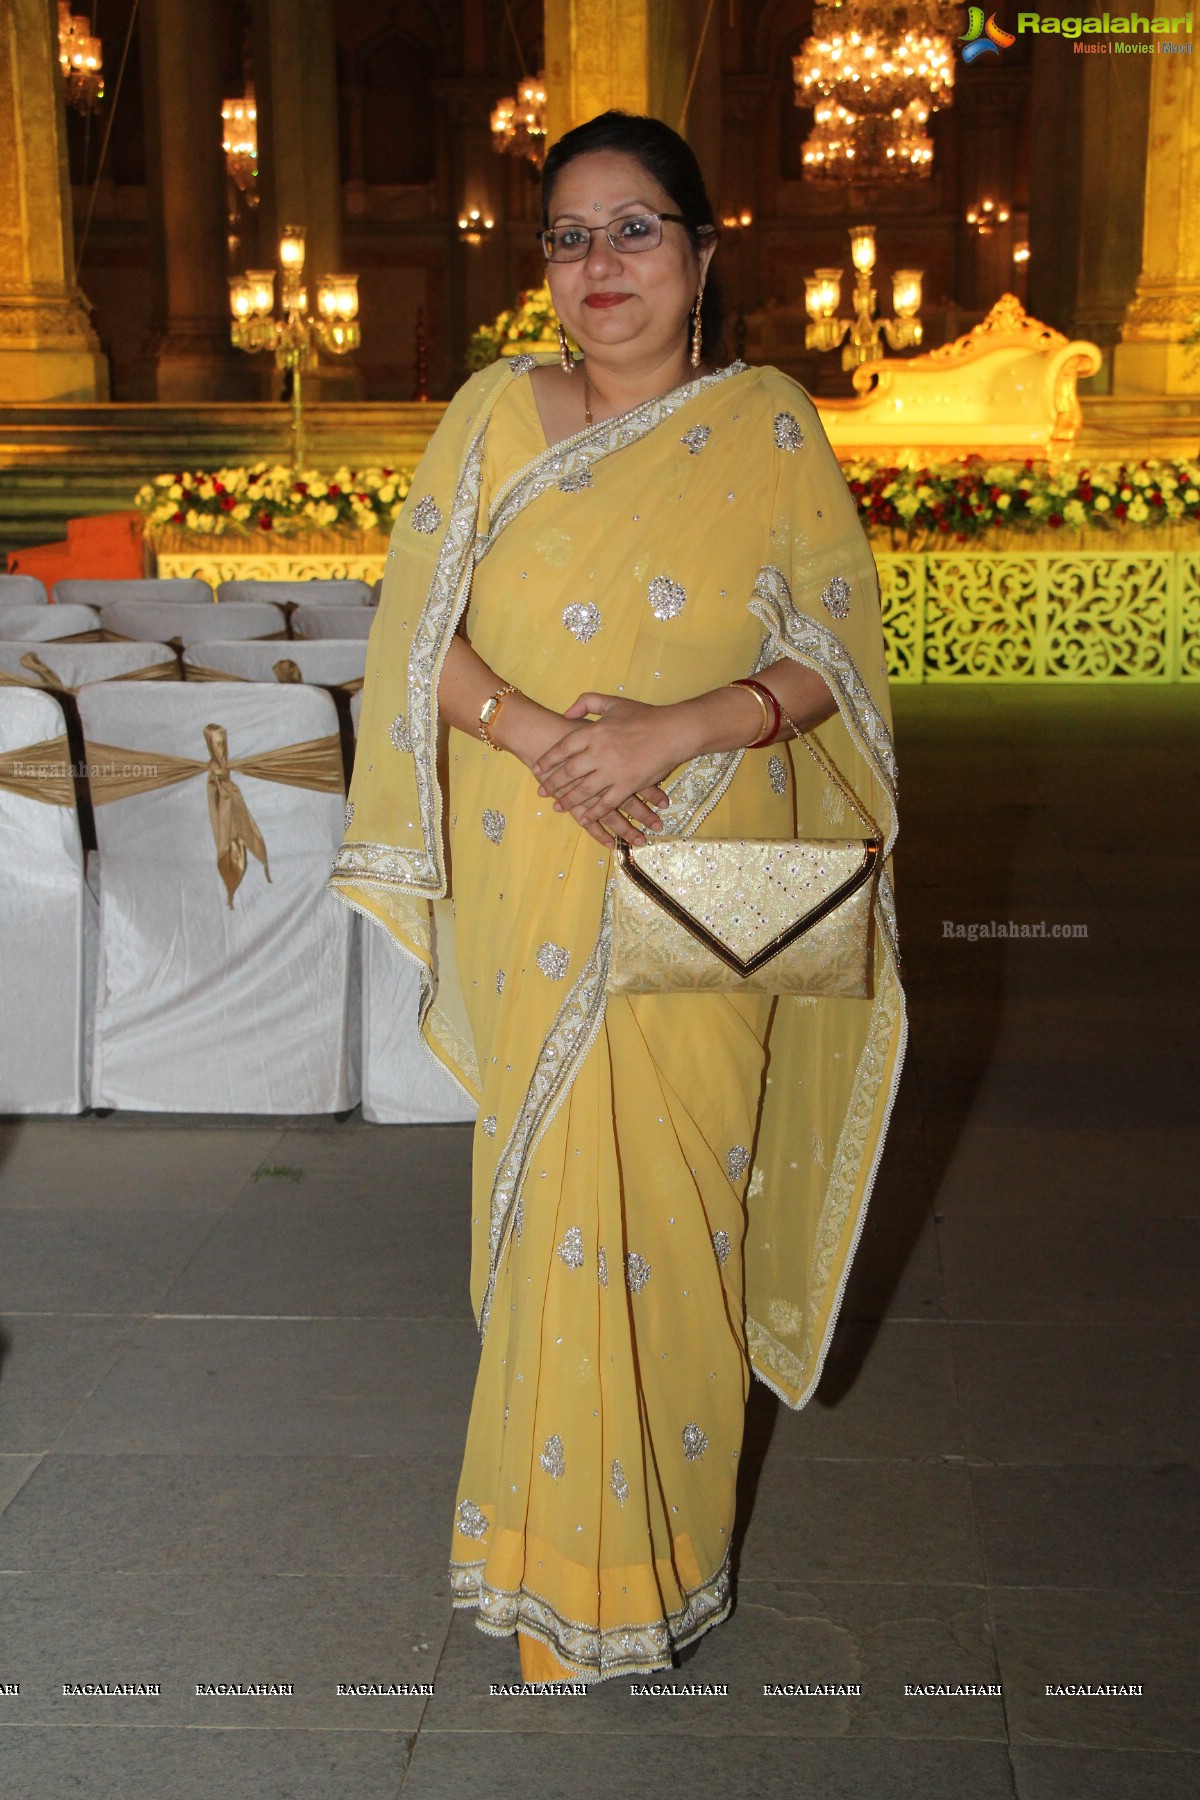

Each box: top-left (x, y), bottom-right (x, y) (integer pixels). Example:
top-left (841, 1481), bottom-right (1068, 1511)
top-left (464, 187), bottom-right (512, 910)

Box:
top-left (907, 993), bottom-right (1173, 1067)
top-left (915, 1057), bottom-right (1200, 1134)
top-left (158, 1191), bottom-right (473, 1321)
top-left (937, 1213), bottom-right (1197, 1325)
top-left (0, 1453), bottom-right (459, 1587)
top-left (0, 1119), bottom-right (283, 1211)
top-left (928, 1126), bottom-right (1200, 1218)
top-left (737, 1451), bottom-right (985, 1587)
top-left (426, 1581), bottom-right (1004, 1741)
top-left (0, 1569), bottom-right (446, 1729)
top-left (399, 1729), bottom-right (1018, 1798)
top-left (54, 1317), bottom-right (480, 1458)
top-left (972, 1466), bottom-right (1199, 1591)
top-left (0, 1454), bottom-right (40, 1515)
top-left (0, 1210), bottom-right (224, 1313)
top-left (0, 1726), bottom-right (412, 1800)
top-left (772, 1322), bottom-right (964, 1462)
top-left (1011, 1746), bottom-right (1200, 1800)
top-left (991, 1586), bottom-right (1199, 1752)
top-left (840, 1192), bottom-right (945, 1325)
top-left (951, 1325), bottom-right (1200, 1465)
top-left (266, 1121), bottom-right (473, 1200)
top-left (0, 1314), bottom-right (147, 1454)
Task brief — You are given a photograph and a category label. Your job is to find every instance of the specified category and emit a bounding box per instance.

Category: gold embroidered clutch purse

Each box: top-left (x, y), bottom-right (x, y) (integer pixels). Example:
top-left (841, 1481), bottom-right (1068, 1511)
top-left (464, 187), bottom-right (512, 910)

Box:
top-left (605, 733), bottom-right (881, 999)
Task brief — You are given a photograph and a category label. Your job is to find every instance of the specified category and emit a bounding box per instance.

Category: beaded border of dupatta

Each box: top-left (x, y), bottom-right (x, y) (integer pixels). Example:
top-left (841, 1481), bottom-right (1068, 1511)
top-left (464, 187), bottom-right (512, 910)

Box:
top-left (743, 561), bottom-right (908, 1410)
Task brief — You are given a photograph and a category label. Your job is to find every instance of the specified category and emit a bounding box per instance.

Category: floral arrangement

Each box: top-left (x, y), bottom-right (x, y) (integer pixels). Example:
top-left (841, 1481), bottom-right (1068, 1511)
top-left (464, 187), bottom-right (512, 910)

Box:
top-left (135, 463), bottom-right (413, 537)
top-left (845, 455), bottom-right (1200, 547)
top-left (467, 283), bottom-right (576, 370)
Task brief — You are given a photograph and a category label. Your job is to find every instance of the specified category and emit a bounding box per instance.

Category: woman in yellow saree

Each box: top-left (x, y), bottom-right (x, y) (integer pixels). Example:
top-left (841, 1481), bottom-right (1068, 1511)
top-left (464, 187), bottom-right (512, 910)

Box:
top-left (329, 113), bottom-right (906, 1683)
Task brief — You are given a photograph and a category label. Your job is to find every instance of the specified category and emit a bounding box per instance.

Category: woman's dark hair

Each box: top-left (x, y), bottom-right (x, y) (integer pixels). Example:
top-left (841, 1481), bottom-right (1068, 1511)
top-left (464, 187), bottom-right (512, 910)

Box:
top-left (542, 111), bottom-right (726, 363)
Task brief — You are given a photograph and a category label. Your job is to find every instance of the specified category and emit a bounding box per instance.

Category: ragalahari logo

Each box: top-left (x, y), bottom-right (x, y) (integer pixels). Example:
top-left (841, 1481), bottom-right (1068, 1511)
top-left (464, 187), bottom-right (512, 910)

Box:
top-left (960, 7), bottom-right (1017, 60)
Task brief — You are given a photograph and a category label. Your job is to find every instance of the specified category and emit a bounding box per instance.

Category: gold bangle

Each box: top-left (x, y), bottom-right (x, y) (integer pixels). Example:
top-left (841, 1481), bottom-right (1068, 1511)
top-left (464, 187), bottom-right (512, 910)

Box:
top-left (727, 680), bottom-right (770, 747)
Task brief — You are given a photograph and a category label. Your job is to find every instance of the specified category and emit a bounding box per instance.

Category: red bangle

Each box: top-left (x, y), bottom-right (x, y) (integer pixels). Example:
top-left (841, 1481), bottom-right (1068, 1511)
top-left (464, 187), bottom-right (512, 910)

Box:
top-left (730, 677), bottom-right (780, 749)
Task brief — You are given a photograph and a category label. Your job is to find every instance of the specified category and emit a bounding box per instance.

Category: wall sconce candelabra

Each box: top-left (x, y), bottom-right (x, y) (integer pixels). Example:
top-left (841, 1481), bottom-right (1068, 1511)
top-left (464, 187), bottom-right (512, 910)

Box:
top-left (57, 1), bottom-right (104, 110)
top-left (457, 208), bottom-right (495, 246)
top-left (229, 227), bottom-right (360, 471)
top-left (222, 88), bottom-right (259, 206)
top-left (1012, 240), bottom-right (1030, 266)
top-left (805, 225), bottom-right (923, 371)
top-left (965, 197), bottom-right (1010, 236)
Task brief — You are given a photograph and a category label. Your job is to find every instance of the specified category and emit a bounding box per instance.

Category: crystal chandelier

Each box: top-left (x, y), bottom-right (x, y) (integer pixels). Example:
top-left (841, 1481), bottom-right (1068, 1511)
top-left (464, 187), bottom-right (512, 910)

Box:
top-left (794, 1), bottom-right (956, 185)
top-left (222, 88), bottom-right (259, 206)
top-left (57, 2), bottom-right (104, 111)
top-left (490, 75), bottom-right (548, 168)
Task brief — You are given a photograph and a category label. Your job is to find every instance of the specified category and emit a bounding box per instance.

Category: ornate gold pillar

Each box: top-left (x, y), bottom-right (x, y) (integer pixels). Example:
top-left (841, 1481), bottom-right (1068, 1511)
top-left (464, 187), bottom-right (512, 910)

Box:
top-left (543, 0), bottom-right (720, 198)
top-left (0, 0), bottom-right (108, 400)
top-left (141, 0), bottom-right (242, 399)
top-left (1112, 0), bottom-right (1200, 397)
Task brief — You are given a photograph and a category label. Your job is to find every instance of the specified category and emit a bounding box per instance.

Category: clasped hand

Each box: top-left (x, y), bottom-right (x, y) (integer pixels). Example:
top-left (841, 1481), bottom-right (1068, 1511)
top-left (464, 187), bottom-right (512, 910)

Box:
top-left (531, 692), bottom-right (683, 849)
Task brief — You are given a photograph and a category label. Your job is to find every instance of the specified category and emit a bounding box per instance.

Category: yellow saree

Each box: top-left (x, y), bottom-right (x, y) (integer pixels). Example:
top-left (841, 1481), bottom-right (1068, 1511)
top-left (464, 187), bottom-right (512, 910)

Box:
top-left (328, 355), bottom-right (906, 1678)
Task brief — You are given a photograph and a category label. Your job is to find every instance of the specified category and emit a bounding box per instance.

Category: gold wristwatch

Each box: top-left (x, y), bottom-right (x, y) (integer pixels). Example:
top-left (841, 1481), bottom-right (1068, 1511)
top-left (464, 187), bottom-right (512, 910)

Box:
top-left (479, 682), bottom-right (518, 750)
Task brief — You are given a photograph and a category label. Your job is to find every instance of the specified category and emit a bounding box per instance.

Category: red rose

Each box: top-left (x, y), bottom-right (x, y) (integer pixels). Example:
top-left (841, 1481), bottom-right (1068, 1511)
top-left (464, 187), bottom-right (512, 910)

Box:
top-left (1077, 484), bottom-right (1093, 502)
top-left (1048, 513), bottom-right (1062, 527)
top-left (937, 519), bottom-right (951, 533)
top-left (328, 484), bottom-right (341, 497)
top-left (1150, 492), bottom-right (1165, 506)
top-left (213, 480), bottom-right (225, 495)
top-left (220, 494), bottom-right (235, 511)
top-left (259, 513), bottom-right (273, 531)
top-left (1113, 501), bottom-right (1127, 520)
top-left (293, 481), bottom-right (308, 494)
top-left (171, 510), bottom-right (184, 523)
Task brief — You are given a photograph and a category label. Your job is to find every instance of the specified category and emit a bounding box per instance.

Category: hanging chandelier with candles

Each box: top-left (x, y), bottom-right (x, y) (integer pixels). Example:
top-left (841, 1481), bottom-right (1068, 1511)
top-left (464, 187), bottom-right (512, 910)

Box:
top-left (222, 87), bottom-right (259, 206)
top-left (57, 2), bottom-right (104, 111)
top-left (490, 74), bottom-right (548, 168)
top-left (793, 1), bottom-right (957, 185)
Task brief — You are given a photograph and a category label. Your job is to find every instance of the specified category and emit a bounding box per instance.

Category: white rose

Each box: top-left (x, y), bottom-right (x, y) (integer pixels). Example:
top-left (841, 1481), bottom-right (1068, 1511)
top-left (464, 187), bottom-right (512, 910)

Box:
top-left (1127, 498), bottom-right (1149, 522)
top-left (996, 493), bottom-right (1011, 511)
top-left (1093, 493), bottom-right (1111, 512)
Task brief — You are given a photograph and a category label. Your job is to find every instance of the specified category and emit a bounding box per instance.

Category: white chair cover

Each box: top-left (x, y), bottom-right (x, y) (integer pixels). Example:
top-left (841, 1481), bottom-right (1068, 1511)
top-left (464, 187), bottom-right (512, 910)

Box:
top-left (346, 692), bottom-right (475, 1125)
top-left (99, 599), bottom-right (286, 646)
top-left (0, 574), bottom-right (48, 607)
top-left (56, 577), bottom-right (212, 607)
top-left (292, 604), bottom-right (375, 640)
top-left (0, 641), bottom-right (177, 686)
top-left (0, 604), bottom-right (101, 642)
top-left (79, 683), bottom-right (359, 1114)
top-left (182, 640), bottom-right (366, 686)
top-left (0, 689), bottom-right (89, 1112)
top-left (217, 579), bottom-right (373, 607)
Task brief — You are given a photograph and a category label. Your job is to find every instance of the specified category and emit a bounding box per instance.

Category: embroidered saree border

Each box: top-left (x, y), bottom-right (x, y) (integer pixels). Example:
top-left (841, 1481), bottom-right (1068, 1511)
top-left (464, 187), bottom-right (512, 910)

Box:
top-left (449, 1549), bottom-right (732, 1680)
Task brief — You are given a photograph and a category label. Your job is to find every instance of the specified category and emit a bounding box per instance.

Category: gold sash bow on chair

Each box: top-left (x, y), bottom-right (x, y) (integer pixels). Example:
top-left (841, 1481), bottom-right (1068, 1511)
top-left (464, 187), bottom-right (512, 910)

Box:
top-left (84, 723), bottom-right (344, 907)
top-left (0, 650), bottom-right (180, 692)
top-left (182, 660), bottom-right (364, 784)
top-left (0, 735), bottom-right (74, 806)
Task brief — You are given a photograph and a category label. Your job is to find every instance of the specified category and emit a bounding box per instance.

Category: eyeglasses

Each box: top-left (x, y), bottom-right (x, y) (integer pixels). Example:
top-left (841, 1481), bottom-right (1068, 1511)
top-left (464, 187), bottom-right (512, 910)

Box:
top-left (539, 210), bottom-right (689, 264)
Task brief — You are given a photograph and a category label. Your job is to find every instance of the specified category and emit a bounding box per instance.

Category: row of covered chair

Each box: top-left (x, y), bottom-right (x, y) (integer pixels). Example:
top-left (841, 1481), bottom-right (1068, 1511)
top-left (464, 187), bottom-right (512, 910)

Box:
top-left (0, 600), bottom-right (376, 644)
top-left (0, 680), bottom-right (471, 1128)
top-left (0, 575), bottom-right (377, 607)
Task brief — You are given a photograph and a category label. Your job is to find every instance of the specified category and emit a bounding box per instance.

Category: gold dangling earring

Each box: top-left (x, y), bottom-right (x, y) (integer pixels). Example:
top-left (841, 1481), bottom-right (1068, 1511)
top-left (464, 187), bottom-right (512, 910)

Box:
top-left (690, 291), bottom-right (704, 369)
top-left (557, 321), bottom-right (575, 373)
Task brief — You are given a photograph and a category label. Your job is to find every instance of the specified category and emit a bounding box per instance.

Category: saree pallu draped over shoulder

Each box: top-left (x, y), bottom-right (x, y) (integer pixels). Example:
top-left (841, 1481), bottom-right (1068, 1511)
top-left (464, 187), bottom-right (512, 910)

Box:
top-left (328, 357), bottom-right (907, 1679)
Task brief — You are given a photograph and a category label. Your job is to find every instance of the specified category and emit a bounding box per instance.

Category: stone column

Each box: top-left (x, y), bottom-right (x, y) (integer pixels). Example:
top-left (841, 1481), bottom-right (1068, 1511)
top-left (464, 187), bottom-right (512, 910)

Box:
top-left (543, 0), bottom-right (721, 198)
top-left (1113, 0), bottom-right (1200, 397)
top-left (0, 0), bottom-right (108, 400)
top-left (251, 0), bottom-right (357, 396)
top-left (141, 0), bottom-right (243, 399)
